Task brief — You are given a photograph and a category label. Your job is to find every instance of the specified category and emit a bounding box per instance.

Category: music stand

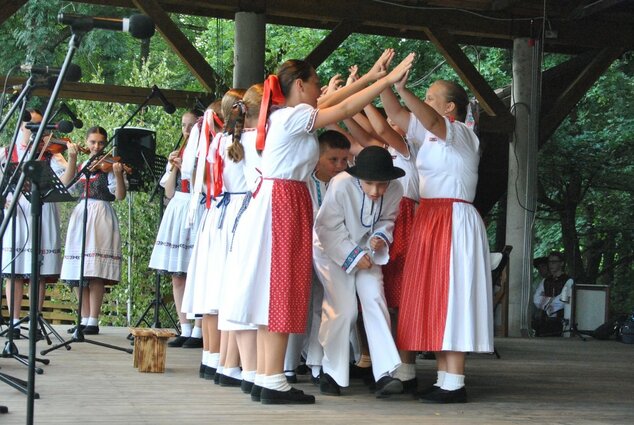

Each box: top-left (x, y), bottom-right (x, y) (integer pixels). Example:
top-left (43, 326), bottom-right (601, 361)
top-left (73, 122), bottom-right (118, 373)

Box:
top-left (128, 155), bottom-right (179, 334)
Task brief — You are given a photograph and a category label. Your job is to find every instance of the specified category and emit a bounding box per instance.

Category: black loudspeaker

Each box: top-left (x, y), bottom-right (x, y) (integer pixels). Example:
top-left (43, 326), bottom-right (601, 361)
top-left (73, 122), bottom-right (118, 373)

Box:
top-left (113, 127), bottom-right (156, 192)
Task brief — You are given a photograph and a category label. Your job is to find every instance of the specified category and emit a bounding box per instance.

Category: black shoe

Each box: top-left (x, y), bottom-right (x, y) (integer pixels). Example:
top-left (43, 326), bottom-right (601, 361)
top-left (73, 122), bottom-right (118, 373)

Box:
top-left (199, 363), bottom-right (206, 378)
top-left (168, 336), bottom-right (189, 348)
top-left (285, 371), bottom-right (298, 384)
top-left (419, 387), bottom-right (467, 404)
top-left (214, 371), bottom-right (220, 385)
top-left (375, 376), bottom-right (403, 399)
top-left (219, 374), bottom-right (242, 387)
top-left (83, 325), bottom-right (99, 335)
top-left (350, 363), bottom-right (373, 380)
top-left (241, 380), bottom-right (254, 394)
top-left (250, 384), bottom-right (262, 402)
top-left (181, 336), bottom-right (203, 348)
top-left (260, 387), bottom-right (316, 405)
top-left (319, 372), bottom-right (341, 396)
top-left (401, 377), bottom-right (418, 394)
top-left (203, 366), bottom-right (216, 380)
top-left (311, 374), bottom-right (320, 386)
top-left (67, 324), bottom-right (85, 334)
top-left (416, 384), bottom-right (440, 397)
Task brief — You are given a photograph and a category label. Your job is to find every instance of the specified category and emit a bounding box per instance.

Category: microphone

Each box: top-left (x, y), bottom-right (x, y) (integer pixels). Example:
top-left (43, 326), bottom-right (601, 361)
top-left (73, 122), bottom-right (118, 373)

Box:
top-left (24, 120), bottom-right (74, 133)
top-left (59, 102), bottom-right (84, 129)
top-left (152, 85), bottom-right (176, 114)
top-left (19, 63), bottom-right (82, 82)
top-left (58, 13), bottom-right (155, 39)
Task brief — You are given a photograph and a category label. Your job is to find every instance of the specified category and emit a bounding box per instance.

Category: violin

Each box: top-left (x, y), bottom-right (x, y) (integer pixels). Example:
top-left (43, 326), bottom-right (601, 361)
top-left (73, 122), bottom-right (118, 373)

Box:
top-left (37, 137), bottom-right (89, 156)
top-left (88, 154), bottom-right (133, 174)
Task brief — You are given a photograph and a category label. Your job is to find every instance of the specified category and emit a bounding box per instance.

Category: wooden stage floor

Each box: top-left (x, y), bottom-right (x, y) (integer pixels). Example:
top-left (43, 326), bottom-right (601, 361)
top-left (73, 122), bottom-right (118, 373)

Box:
top-left (1, 326), bottom-right (633, 424)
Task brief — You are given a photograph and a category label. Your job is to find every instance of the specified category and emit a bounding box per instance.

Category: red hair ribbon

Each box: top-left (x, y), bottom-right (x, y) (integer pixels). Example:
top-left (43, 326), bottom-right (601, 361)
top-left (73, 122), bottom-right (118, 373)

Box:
top-left (255, 75), bottom-right (285, 151)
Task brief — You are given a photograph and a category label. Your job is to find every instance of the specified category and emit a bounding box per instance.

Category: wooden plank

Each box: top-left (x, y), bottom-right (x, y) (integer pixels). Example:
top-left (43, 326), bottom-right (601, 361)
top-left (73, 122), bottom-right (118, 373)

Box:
top-left (72, 0), bottom-right (634, 51)
top-left (0, 0), bottom-right (27, 25)
top-left (131, 0), bottom-right (220, 93)
top-left (4, 77), bottom-right (211, 108)
top-left (422, 25), bottom-right (514, 121)
top-left (305, 20), bottom-right (359, 69)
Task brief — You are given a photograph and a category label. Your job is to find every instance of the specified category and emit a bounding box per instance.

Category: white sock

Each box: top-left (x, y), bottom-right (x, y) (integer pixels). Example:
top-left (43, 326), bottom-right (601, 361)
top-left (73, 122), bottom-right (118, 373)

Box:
top-left (208, 352), bottom-right (220, 369)
top-left (262, 373), bottom-right (291, 392)
top-left (180, 323), bottom-right (192, 337)
top-left (254, 373), bottom-right (264, 386)
top-left (216, 365), bottom-right (224, 376)
top-left (202, 351), bottom-right (209, 364)
top-left (441, 372), bottom-right (465, 391)
top-left (434, 370), bottom-right (446, 387)
top-left (191, 326), bottom-right (202, 338)
top-left (243, 370), bottom-right (256, 383)
top-left (224, 367), bottom-right (242, 380)
top-left (80, 317), bottom-right (89, 325)
top-left (311, 365), bottom-right (321, 378)
top-left (394, 363), bottom-right (416, 381)
top-left (356, 354), bottom-right (372, 368)
top-left (87, 317), bottom-right (99, 326)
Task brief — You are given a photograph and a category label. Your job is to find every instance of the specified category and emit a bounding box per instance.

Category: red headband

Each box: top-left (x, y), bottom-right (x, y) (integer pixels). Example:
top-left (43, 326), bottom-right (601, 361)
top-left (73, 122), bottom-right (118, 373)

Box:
top-left (256, 75), bottom-right (285, 151)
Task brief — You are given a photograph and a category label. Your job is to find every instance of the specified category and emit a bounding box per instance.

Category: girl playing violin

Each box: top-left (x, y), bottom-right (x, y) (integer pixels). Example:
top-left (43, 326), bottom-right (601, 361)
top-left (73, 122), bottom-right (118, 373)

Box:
top-left (1, 109), bottom-right (78, 338)
top-left (60, 126), bottom-right (127, 335)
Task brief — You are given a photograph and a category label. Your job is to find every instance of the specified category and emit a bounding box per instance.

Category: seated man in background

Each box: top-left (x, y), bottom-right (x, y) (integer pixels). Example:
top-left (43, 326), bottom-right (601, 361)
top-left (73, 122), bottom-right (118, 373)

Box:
top-left (532, 252), bottom-right (574, 336)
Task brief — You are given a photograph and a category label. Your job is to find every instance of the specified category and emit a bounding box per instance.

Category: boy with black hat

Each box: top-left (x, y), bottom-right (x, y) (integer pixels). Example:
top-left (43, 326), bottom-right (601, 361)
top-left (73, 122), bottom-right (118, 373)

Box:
top-left (314, 146), bottom-right (405, 398)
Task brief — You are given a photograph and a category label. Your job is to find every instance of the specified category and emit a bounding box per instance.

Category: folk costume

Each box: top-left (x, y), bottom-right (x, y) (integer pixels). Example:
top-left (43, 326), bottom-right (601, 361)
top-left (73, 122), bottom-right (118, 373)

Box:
top-left (60, 164), bottom-right (126, 285)
top-left (397, 114), bottom-right (493, 353)
top-left (223, 103), bottom-right (318, 334)
top-left (1, 140), bottom-right (64, 281)
top-left (314, 148), bottom-right (404, 388)
top-left (382, 143), bottom-right (419, 309)
top-left (148, 151), bottom-right (204, 276)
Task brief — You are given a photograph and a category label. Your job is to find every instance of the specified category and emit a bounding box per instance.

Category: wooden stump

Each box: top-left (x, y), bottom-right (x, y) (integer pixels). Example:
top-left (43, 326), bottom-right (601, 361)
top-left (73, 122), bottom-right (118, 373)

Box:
top-left (129, 328), bottom-right (175, 373)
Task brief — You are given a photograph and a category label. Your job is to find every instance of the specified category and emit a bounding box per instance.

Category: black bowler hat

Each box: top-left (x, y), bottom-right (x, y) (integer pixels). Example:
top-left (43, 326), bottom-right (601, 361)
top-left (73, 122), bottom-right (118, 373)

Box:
top-left (346, 146), bottom-right (405, 182)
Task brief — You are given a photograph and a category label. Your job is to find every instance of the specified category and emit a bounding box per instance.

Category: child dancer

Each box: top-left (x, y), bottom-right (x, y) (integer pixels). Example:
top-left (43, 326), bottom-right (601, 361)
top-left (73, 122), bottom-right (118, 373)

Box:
top-left (314, 146), bottom-right (404, 397)
top-left (149, 110), bottom-right (204, 348)
top-left (1, 110), bottom-right (77, 338)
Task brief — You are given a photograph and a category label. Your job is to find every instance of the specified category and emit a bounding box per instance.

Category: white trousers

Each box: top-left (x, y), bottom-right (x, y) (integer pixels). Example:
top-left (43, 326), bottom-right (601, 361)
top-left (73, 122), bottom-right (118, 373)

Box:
top-left (315, 251), bottom-right (401, 387)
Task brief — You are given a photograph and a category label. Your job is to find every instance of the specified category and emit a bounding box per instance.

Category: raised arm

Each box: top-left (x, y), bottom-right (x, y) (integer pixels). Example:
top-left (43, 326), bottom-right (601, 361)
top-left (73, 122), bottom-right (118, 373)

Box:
top-left (394, 74), bottom-right (447, 140)
top-left (363, 103), bottom-right (409, 156)
top-left (343, 116), bottom-right (383, 148)
top-left (379, 87), bottom-right (410, 133)
top-left (317, 49), bottom-right (394, 109)
top-left (313, 53), bottom-right (415, 130)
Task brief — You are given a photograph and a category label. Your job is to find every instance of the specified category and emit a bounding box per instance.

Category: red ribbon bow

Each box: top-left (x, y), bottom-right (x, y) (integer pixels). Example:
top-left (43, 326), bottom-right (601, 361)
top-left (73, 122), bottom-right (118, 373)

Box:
top-left (255, 75), bottom-right (286, 151)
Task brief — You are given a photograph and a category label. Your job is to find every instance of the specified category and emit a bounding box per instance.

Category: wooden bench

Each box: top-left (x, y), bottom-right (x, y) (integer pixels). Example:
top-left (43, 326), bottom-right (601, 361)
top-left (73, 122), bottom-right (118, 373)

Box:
top-left (129, 328), bottom-right (175, 373)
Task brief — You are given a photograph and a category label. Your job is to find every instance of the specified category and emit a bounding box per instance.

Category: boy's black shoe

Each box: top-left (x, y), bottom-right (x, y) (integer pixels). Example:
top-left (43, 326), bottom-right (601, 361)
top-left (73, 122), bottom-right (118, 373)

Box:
top-left (319, 372), bottom-right (341, 396)
top-left (375, 376), bottom-right (403, 398)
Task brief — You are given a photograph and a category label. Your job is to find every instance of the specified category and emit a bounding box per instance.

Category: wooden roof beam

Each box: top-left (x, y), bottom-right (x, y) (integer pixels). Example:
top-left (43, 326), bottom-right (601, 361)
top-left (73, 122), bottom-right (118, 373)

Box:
top-left (131, 0), bottom-right (220, 94)
top-left (4, 77), bottom-right (211, 108)
top-left (568, 0), bottom-right (629, 19)
top-left (423, 25), bottom-right (514, 128)
top-left (305, 20), bottom-right (359, 69)
top-left (0, 0), bottom-right (27, 25)
top-left (540, 47), bottom-right (624, 142)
